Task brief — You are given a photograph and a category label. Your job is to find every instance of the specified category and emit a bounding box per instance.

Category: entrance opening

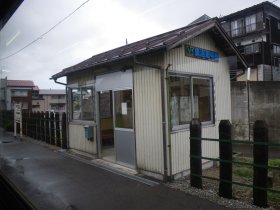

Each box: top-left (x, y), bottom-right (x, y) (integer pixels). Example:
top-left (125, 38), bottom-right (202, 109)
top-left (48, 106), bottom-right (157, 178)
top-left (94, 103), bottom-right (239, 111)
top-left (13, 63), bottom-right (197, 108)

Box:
top-left (99, 90), bottom-right (115, 162)
top-left (96, 70), bottom-right (135, 168)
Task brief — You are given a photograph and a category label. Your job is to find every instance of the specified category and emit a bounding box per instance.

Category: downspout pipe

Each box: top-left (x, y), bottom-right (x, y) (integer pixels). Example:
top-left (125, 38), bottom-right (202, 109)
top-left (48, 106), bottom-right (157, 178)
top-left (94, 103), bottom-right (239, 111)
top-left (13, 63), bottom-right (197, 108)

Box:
top-left (133, 56), bottom-right (171, 182)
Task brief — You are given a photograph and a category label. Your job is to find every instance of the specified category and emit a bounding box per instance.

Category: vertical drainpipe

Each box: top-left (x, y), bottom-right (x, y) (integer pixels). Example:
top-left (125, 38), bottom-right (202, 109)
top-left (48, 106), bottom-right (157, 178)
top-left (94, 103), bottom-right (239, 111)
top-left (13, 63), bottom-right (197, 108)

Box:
top-left (133, 56), bottom-right (171, 182)
top-left (52, 78), bottom-right (69, 148)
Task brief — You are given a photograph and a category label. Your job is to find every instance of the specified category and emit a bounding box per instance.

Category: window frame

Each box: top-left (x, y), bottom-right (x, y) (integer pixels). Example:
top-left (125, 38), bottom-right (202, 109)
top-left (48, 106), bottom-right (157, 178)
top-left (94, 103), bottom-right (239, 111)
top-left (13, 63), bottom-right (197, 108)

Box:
top-left (169, 72), bottom-right (215, 132)
top-left (69, 84), bottom-right (95, 121)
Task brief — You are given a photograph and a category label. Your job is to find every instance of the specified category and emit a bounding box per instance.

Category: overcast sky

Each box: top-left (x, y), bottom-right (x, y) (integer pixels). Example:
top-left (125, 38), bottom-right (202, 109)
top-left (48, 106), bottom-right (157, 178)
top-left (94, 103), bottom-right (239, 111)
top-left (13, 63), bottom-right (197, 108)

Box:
top-left (0, 0), bottom-right (279, 89)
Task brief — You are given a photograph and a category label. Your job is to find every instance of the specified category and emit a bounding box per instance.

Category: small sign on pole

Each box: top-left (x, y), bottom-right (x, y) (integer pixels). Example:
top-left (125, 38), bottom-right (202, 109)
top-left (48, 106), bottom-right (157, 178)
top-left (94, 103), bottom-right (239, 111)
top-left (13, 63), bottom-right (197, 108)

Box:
top-left (14, 103), bottom-right (23, 140)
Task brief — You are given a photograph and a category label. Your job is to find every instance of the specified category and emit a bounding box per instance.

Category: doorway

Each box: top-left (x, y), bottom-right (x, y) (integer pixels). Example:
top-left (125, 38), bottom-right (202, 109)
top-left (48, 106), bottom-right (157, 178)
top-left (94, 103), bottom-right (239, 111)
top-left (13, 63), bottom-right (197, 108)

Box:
top-left (96, 70), bottom-right (136, 168)
top-left (99, 90), bottom-right (114, 162)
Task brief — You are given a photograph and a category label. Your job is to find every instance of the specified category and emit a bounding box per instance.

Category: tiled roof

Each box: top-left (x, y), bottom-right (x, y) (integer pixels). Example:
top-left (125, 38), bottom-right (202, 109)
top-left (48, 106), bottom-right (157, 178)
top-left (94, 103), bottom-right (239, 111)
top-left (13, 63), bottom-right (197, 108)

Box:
top-left (52, 18), bottom-right (247, 79)
top-left (7, 80), bottom-right (35, 87)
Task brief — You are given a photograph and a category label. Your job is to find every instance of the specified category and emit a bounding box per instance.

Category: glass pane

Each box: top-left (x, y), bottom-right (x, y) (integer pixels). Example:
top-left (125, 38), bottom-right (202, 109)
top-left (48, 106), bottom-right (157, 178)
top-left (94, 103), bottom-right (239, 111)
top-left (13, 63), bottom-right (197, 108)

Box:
top-left (81, 87), bottom-right (94, 121)
top-left (192, 78), bottom-right (211, 122)
top-left (114, 89), bottom-right (133, 129)
top-left (169, 76), bottom-right (191, 128)
top-left (72, 88), bottom-right (81, 120)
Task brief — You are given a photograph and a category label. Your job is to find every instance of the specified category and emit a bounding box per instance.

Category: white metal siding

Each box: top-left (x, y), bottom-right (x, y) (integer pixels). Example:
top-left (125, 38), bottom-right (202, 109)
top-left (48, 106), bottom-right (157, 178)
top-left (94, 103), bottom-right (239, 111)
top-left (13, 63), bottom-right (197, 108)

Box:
top-left (69, 123), bottom-right (97, 155)
top-left (165, 33), bottom-right (232, 175)
top-left (133, 55), bottom-right (164, 174)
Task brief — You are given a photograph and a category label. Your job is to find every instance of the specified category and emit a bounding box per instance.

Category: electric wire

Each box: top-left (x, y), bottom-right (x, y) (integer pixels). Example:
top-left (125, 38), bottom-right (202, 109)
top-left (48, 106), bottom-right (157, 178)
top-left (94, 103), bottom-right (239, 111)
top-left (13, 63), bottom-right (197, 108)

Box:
top-left (0, 0), bottom-right (91, 61)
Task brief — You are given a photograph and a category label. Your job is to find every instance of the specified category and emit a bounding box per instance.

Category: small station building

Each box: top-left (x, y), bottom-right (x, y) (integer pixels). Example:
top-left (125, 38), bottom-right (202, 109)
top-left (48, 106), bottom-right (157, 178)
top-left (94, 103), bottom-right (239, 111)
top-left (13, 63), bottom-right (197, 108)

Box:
top-left (52, 18), bottom-right (247, 180)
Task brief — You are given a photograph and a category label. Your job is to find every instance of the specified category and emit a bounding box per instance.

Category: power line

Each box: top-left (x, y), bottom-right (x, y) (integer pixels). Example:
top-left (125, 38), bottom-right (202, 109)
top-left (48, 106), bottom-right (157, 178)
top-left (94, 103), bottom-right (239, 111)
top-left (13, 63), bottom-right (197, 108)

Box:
top-left (0, 0), bottom-right (91, 61)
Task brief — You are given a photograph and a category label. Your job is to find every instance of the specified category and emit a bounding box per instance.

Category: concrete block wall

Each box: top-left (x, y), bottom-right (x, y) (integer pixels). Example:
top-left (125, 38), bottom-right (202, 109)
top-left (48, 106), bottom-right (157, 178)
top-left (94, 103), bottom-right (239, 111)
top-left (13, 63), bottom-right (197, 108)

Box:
top-left (231, 81), bottom-right (280, 143)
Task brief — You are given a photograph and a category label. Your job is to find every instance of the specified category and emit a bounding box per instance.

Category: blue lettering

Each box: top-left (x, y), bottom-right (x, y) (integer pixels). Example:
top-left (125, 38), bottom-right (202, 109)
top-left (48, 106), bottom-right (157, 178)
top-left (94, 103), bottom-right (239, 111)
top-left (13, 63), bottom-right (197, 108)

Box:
top-left (185, 45), bottom-right (219, 61)
top-left (194, 48), bottom-right (200, 57)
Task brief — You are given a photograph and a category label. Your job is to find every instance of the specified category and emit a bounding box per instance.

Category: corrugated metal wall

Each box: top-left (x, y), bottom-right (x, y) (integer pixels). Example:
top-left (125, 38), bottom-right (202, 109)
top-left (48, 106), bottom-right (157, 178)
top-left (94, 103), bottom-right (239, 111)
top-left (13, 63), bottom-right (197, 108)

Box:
top-left (164, 33), bottom-right (232, 175)
top-left (133, 54), bottom-right (165, 174)
top-left (69, 123), bottom-right (97, 155)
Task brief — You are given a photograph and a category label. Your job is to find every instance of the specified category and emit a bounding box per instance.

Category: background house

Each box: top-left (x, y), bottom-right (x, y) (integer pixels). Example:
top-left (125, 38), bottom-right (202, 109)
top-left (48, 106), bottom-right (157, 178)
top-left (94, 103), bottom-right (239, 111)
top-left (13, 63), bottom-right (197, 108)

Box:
top-left (6, 80), bottom-right (35, 111)
top-left (32, 89), bottom-right (66, 113)
top-left (219, 1), bottom-right (280, 81)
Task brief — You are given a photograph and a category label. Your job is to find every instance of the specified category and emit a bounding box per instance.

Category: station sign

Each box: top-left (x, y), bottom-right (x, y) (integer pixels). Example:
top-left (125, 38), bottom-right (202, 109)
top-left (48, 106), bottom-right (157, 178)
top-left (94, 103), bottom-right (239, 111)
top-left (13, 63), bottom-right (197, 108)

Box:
top-left (185, 45), bottom-right (219, 62)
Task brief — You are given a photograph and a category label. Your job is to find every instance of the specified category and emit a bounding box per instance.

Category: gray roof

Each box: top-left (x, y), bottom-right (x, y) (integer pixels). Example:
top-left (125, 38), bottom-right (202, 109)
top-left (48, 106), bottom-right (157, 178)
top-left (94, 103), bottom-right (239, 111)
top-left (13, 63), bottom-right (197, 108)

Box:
top-left (52, 18), bottom-right (247, 79)
top-left (39, 89), bottom-right (65, 95)
top-left (219, 1), bottom-right (280, 21)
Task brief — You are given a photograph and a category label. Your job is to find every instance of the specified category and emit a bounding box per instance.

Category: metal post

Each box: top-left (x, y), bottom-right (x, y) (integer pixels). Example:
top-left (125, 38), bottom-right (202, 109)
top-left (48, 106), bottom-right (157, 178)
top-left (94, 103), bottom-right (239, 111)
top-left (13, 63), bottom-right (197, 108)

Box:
top-left (190, 118), bottom-right (202, 189)
top-left (253, 120), bottom-right (268, 208)
top-left (219, 120), bottom-right (232, 199)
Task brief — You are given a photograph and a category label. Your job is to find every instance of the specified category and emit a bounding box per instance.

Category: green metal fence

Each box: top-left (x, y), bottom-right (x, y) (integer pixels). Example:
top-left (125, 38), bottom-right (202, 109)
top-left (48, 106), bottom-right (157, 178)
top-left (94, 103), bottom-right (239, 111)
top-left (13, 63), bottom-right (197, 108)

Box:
top-left (189, 119), bottom-right (280, 208)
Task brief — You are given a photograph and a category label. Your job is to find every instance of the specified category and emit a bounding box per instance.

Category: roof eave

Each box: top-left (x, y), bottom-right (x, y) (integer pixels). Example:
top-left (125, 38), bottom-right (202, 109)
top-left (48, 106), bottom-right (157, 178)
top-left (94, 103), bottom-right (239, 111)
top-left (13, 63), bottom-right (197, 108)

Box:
top-left (51, 46), bottom-right (166, 79)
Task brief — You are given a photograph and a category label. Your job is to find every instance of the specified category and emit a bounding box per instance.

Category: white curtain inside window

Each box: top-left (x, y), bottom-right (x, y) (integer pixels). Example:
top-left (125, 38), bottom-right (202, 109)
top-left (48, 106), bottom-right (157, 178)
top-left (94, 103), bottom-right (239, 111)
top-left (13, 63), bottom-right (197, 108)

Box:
top-left (245, 14), bottom-right (256, 32)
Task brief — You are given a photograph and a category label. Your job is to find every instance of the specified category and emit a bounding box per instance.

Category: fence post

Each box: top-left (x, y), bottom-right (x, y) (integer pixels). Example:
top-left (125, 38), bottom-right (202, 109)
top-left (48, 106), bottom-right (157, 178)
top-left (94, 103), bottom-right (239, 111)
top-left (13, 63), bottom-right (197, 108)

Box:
top-left (190, 118), bottom-right (202, 189)
top-left (253, 120), bottom-right (268, 208)
top-left (35, 112), bottom-right (39, 140)
top-left (45, 111), bottom-right (50, 144)
top-left (55, 112), bottom-right (61, 147)
top-left (29, 112), bottom-right (34, 138)
top-left (218, 120), bottom-right (232, 199)
top-left (50, 112), bottom-right (55, 145)
top-left (42, 112), bottom-right (46, 142)
top-left (61, 112), bottom-right (67, 149)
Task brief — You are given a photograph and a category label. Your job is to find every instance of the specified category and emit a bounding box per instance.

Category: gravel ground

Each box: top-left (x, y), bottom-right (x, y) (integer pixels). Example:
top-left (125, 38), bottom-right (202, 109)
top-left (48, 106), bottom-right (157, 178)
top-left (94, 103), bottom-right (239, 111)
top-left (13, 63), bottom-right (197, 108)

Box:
top-left (165, 170), bottom-right (278, 210)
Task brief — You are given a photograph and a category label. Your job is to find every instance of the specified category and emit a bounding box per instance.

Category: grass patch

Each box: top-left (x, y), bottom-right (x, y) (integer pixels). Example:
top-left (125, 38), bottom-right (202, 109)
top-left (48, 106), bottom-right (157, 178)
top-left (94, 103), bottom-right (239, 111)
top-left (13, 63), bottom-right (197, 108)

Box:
top-left (233, 156), bottom-right (280, 207)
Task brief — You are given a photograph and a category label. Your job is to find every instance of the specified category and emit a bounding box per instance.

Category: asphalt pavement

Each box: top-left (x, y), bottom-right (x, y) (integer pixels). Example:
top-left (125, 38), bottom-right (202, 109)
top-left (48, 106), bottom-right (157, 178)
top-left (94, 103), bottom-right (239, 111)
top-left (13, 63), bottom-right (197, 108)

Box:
top-left (0, 131), bottom-right (232, 210)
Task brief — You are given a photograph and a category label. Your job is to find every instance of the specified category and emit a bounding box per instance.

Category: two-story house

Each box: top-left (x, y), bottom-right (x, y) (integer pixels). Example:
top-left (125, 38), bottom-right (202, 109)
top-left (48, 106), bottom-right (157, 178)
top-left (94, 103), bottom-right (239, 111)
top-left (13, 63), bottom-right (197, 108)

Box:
top-left (219, 1), bottom-right (280, 81)
top-left (32, 89), bottom-right (66, 113)
top-left (6, 80), bottom-right (35, 111)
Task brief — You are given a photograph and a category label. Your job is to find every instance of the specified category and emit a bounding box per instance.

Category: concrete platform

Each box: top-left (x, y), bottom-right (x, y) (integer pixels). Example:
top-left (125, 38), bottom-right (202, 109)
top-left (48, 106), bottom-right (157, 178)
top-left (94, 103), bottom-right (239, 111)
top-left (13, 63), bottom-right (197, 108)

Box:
top-left (0, 131), bottom-right (232, 210)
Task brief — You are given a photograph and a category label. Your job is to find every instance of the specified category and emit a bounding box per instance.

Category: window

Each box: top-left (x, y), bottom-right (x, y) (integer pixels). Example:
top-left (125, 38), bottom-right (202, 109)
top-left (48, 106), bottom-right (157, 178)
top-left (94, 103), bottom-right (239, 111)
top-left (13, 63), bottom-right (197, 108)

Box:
top-left (273, 45), bottom-right (280, 55)
top-left (114, 89), bottom-right (133, 129)
top-left (241, 43), bottom-right (260, 55)
top-left (81, 87), bottom-right (94, 121)
top-left (169, 73), bottom-right (214, 130)
top-left (221, 22), bottom-right (231, 36)
top-left (71, 86), bottom-right (95, 121)
top-left (11, 90), bottom-right (28, 97)
top-left (192, 78), bottom-right (212, 122)
top-left (51, 95), bottom-right (65, 99)
top-left (245, 14), bottom-right (256, 33)
top-left (231, 18), bottom-right (245, 37)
